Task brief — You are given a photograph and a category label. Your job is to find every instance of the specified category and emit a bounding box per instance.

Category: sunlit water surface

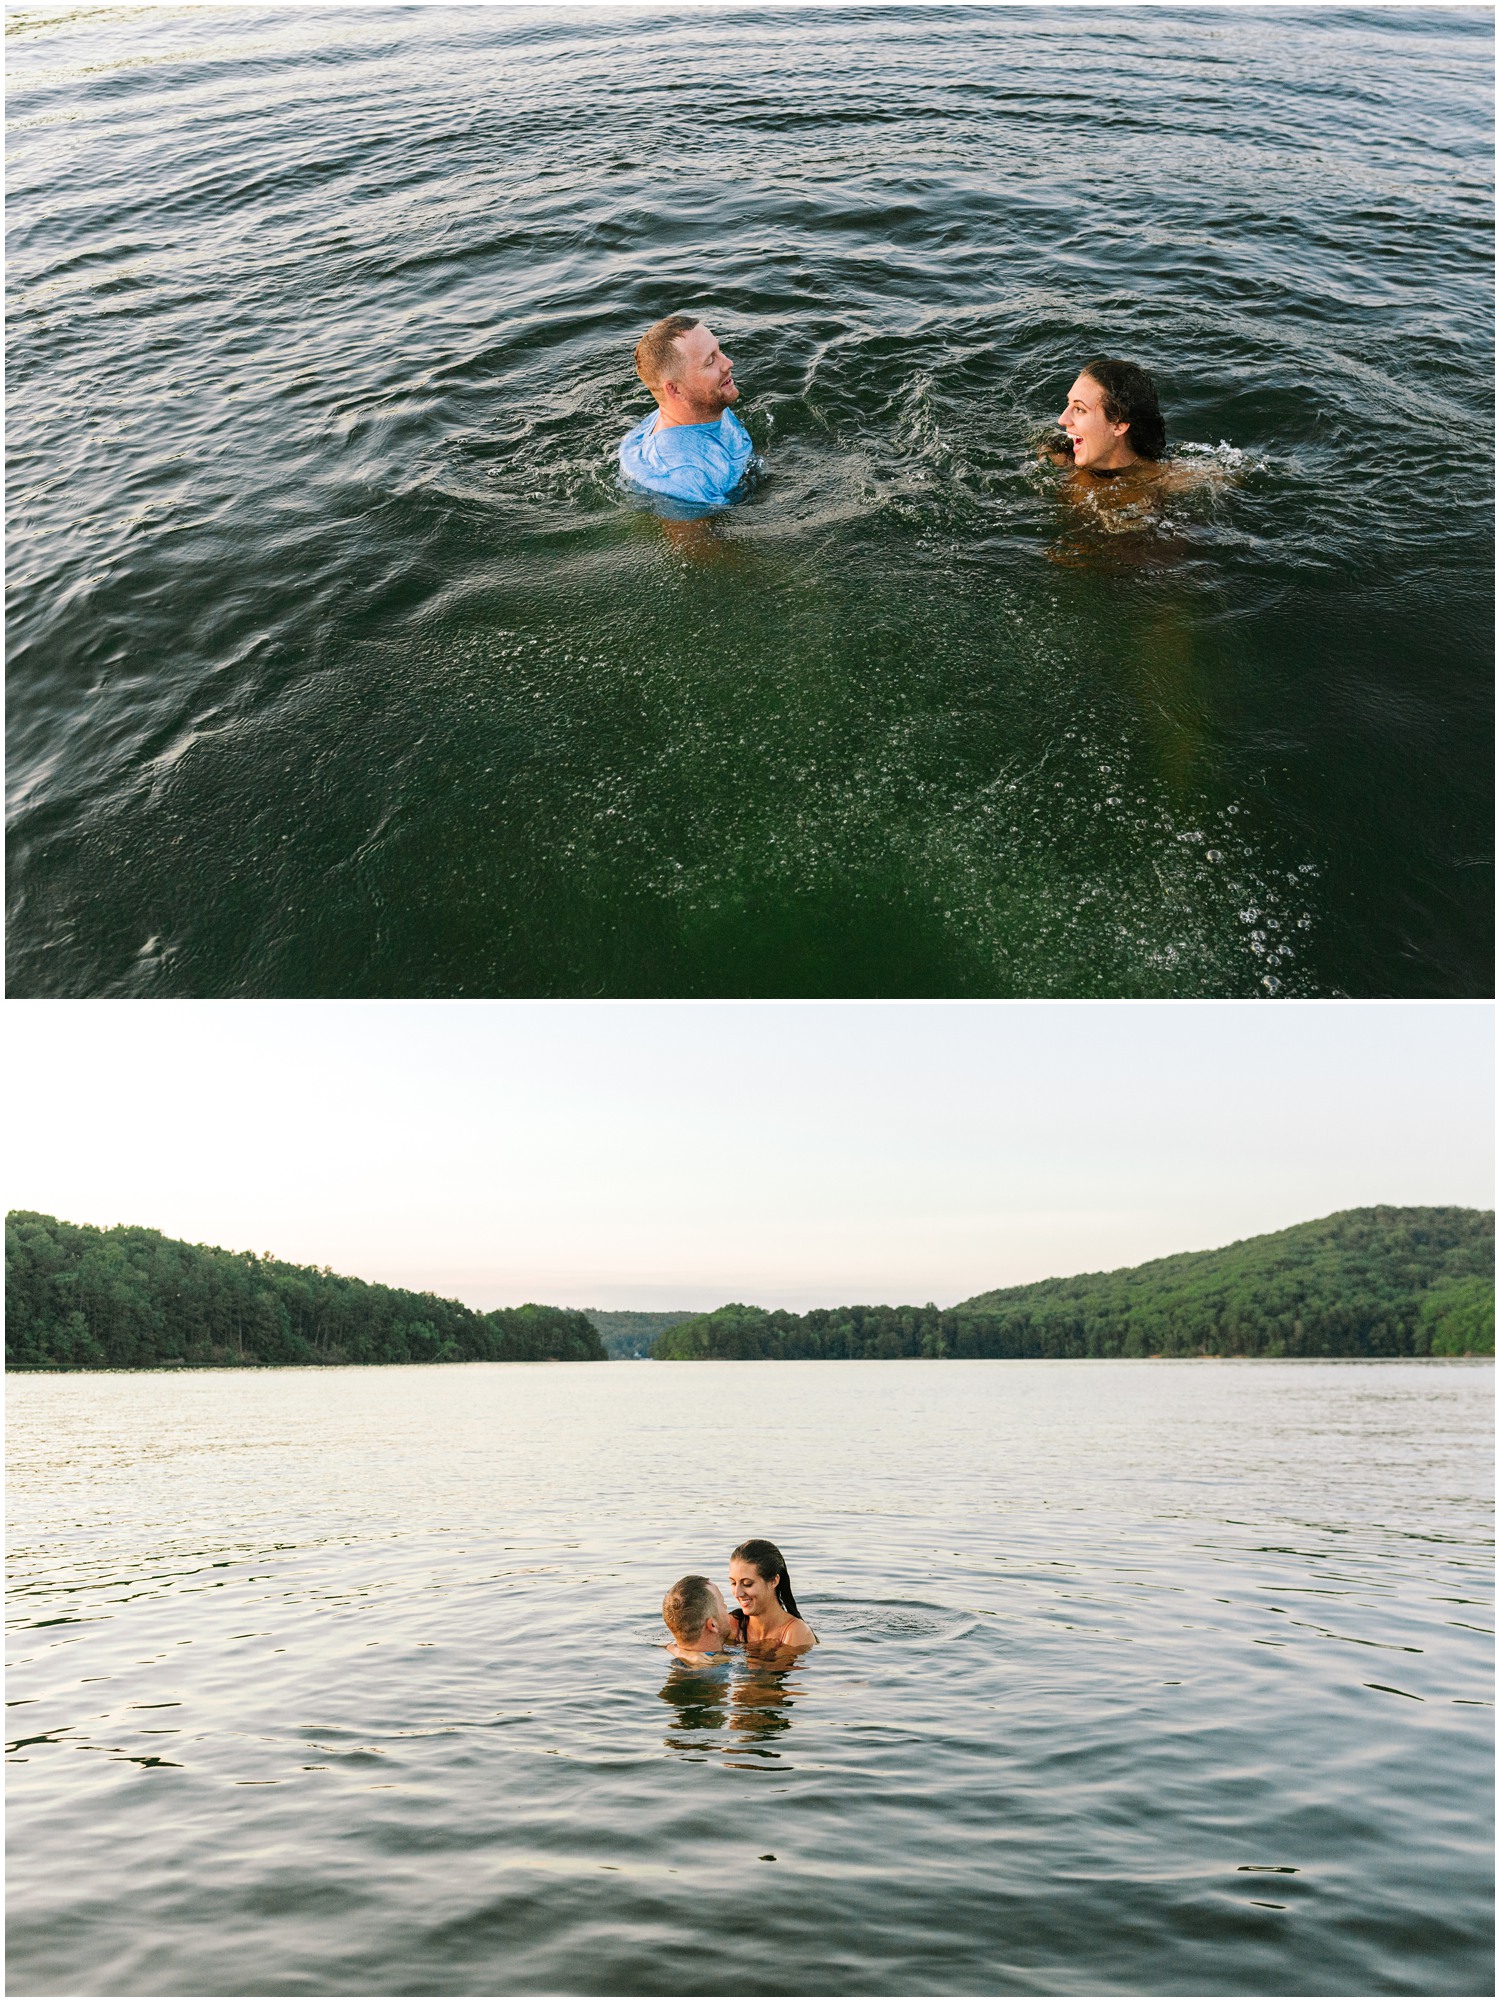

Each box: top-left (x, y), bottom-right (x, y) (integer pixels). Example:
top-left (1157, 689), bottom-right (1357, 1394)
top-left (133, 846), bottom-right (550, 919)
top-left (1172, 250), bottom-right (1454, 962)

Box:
top-left (6, 6), bottom-right (1493, 996)
top-left (7, 1360), bottom-right (1493, 1995)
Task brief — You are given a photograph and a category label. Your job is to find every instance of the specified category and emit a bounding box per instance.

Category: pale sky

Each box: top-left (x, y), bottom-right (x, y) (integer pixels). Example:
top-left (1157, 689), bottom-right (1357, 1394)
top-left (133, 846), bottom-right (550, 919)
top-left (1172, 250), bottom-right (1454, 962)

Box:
top-left (8, 1001), bottom-right (1492, 1310)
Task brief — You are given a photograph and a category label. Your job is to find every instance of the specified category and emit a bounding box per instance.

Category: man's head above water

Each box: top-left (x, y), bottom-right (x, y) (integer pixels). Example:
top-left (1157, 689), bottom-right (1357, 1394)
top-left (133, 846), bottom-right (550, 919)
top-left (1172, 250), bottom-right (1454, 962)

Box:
top-left (662, 1573), bottom-right (735, 1656)
top-left (1058, 359), bottom-right (1166, 471)
top-left (634, 316), bottom-right (738, 429)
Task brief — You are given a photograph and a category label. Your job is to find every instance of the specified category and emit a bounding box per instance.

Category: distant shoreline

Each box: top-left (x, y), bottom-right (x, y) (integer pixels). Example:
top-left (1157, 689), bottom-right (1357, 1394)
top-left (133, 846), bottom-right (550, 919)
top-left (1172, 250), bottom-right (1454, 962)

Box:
top-left (652, 1210), bottom-right (1493, 1363)
top-left (10, 1207), bottom-right (1492, 1371)
top-left (9, 1354), bottom-right (1491, 1375)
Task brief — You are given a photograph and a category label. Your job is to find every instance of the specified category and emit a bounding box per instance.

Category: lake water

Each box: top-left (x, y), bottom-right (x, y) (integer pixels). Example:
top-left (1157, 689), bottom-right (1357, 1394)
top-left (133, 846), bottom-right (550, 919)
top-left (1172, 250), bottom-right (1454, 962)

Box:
top-left (5, 6), bottom-right (1493, 997)
top-left (6, 1359), bottom-right (1493, 1995)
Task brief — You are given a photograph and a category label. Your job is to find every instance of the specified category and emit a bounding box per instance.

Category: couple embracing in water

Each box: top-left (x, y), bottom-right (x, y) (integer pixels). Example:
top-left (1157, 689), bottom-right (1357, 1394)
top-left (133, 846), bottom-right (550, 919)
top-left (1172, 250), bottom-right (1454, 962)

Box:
top-left (618, 312), bottom-right (1173, 509)
top-left (662, 1538), bottom-right (817, 1664)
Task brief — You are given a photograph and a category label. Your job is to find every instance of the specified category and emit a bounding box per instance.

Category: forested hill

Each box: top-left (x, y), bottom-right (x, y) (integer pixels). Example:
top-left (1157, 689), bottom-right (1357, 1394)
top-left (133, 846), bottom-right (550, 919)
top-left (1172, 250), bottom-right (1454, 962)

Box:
top-left (6, 1213), bottom-right (606, 1370)
top-left (581, 1310), bottom-right (700, 1359)
top-left (652, 1208), bottom-right (1494, 1361)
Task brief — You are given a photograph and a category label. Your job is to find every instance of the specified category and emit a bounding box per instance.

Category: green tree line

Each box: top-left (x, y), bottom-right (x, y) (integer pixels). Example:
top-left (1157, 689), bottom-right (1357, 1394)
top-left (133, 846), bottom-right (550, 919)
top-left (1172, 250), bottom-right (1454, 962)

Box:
top-left (582, 1310), bottom-right (700, 1359)
top-left (653, 1208), bottom-right (1494, 1361)
top-left (6, 1212), bottom-right (606, 1370)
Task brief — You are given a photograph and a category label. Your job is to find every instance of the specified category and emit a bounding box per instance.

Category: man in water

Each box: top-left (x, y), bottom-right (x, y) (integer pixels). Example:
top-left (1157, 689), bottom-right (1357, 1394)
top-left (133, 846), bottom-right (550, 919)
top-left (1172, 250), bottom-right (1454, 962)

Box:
top-left (619, 316), bottom-right (754, 507)
top-left (661, 1574), bottom-right (739, 1663)
top-left (1049, 358), bottom-right (1167, 474)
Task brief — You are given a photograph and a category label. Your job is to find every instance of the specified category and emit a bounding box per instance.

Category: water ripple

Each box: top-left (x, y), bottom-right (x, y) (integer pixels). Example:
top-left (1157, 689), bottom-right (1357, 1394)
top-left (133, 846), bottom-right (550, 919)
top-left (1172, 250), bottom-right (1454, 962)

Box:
top-left (6, 6), bottom-right (1492, 995)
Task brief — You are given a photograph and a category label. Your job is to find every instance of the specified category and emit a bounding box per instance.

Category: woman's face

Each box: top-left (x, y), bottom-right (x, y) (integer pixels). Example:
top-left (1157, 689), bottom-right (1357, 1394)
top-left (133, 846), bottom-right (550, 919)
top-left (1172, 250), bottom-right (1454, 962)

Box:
top-left (1058, 372), bottom-right (1132, 469)
top-left (729, 1558), bottom-right (777, 1618)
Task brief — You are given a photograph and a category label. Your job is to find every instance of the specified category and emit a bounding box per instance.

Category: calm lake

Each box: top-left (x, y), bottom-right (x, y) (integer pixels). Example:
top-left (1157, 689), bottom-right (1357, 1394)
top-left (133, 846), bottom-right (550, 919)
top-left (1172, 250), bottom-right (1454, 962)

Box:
top-left (6, 1359), bottom-right (1493, 1995)
top-left (5, 6), bottom-right (1493, 997)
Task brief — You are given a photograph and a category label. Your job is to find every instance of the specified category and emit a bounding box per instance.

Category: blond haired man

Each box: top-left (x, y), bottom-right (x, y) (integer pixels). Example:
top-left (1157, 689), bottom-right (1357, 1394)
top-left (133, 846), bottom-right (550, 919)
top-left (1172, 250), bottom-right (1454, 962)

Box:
top-left (619, 315), bottom-right (754, 507)
top-left (661, 1573), bottom-right (738, 1663)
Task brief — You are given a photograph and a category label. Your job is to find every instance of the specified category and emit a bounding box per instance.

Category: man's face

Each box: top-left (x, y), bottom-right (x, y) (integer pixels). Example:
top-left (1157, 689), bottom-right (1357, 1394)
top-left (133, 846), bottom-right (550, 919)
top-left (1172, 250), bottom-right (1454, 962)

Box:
top-left (667, 323), bottom-right (737, 412)
top-left (1059, 372), bottom-right (1129, 469)
top-left (706, 1582), bottom-right (731, 1632)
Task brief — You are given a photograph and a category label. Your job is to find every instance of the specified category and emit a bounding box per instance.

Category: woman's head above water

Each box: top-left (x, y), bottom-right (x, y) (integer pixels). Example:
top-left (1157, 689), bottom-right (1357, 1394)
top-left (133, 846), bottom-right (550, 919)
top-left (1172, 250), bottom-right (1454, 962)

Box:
top-left (729, 1538), bottom-right (803, 1621)
top-left (1059, 359), bottom-right (1166, 469)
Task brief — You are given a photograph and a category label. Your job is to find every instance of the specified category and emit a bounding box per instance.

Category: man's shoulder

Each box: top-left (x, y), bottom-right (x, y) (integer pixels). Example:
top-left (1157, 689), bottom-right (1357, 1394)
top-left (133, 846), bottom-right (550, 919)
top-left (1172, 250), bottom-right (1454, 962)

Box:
top-left (619, 411), bottom-right (656, 453)
top-left (653, 420), bottom-right (735, 463)
top-left (655, 414), bottom-right (749, 460)
top-left (619, 409), bottom-right (750, 504)
top-left (713, 412), bottom-right (753, 463)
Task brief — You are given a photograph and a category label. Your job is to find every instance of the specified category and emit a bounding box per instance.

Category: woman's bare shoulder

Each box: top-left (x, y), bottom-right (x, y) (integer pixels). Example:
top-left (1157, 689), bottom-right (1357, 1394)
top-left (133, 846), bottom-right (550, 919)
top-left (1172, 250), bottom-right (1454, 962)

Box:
top-left (1151, 453), bottom-right (1239, 494)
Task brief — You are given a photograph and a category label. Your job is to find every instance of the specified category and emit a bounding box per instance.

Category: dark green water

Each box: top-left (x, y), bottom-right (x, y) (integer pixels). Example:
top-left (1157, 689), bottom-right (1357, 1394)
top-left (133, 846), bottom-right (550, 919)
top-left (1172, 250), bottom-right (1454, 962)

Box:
top-left (6, 6), bottom-right (1493, 994)
top-left (6, 1361), bottom-right (1493, 1995)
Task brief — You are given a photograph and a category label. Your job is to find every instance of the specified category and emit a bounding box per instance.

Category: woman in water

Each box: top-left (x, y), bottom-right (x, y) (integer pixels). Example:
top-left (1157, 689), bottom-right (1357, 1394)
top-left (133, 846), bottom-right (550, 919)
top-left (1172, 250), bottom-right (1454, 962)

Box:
top-left (728, 1538), bottom-right (818, 1650)
top-left (1044, 358), bottom-right (1213, 506)
top-left (1049, 358), bottom-right (1166, 475)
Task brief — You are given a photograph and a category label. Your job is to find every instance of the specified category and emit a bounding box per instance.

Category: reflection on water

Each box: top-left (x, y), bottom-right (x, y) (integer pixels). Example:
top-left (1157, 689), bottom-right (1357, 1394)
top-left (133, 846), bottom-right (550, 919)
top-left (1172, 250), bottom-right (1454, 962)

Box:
top-left (659, 1652), bottom-right (800, 1762)
top-left (659, 1660), bottom-right (729, 1749)
top-left (727, 1656), bottom-right (797, 1762)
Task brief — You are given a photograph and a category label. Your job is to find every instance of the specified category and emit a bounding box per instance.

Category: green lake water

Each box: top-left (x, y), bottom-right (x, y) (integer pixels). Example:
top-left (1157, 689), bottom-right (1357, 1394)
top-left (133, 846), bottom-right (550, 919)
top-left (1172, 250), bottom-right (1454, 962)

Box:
top-left (5, 6), bottom-right (1493, 995)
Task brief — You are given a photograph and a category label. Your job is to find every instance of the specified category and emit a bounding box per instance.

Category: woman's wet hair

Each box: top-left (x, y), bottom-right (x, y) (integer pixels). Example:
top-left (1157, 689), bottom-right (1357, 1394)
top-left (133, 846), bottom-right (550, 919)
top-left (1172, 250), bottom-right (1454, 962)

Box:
top-left (1080, 357), bottom-right (1166, 461)
top-left (732, 1538), bottom-right (802, 1619)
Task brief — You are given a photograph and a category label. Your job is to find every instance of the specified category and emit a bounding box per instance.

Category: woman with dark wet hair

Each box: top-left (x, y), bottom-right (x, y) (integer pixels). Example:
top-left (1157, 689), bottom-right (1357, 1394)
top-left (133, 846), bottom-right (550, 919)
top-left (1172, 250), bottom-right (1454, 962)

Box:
top-left (1054, 359), bottom-right (1167, 472)
top-left (728, 1538), bottom-right (818, 1650)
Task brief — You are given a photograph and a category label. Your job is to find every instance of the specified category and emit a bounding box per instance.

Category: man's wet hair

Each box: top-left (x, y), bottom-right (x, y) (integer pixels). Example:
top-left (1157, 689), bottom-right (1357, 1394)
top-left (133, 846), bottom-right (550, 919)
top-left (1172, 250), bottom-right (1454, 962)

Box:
top-left (662, 1573), bottom-right (718, 1640)
top-left (1081, 357), bottom-right (1166, 461)
top-left (635, 314), bottom-right (702, 391)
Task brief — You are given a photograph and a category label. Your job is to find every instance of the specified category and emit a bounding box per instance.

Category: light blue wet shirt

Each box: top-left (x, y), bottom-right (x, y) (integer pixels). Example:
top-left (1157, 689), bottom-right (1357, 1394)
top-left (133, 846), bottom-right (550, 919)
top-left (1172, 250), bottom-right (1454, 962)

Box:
top-left (618, 408), bottom-right (754, 507)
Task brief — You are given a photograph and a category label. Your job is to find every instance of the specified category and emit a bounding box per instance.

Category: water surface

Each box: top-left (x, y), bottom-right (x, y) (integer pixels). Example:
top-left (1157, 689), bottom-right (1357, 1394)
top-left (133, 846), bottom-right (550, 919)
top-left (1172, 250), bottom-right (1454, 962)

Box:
top-left (6, 6), bottom-right (1493, 995)
top-left (7, 1359), bottom-right (1493, 1994)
